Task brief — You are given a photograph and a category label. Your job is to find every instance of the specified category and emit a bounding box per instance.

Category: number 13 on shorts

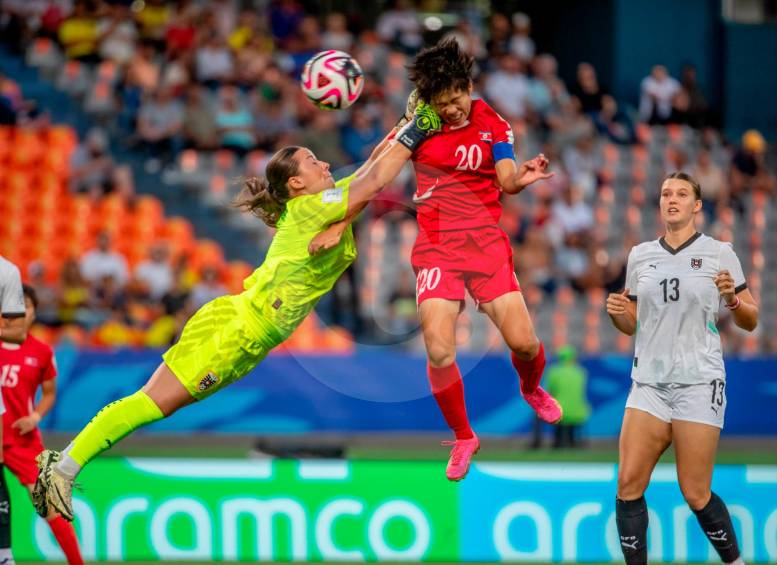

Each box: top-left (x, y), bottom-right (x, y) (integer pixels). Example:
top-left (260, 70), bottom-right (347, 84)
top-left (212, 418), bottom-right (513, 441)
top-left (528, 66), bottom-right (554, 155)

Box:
top-left (416, 267), bottom-right (442, 302)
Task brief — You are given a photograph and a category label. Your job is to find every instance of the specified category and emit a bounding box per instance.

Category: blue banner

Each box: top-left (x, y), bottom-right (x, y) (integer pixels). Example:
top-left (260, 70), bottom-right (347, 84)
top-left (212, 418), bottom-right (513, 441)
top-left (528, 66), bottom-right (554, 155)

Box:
top-left (42, 345), bottom-right (777, 436)
top-left (460, 463), bottom-right (777, 562)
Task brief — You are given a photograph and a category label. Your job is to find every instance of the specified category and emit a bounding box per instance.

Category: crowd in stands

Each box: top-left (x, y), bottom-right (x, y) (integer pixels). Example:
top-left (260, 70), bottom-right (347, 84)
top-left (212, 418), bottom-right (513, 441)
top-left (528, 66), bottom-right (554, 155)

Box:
top-left (1, 1), bottom-right (775, 352)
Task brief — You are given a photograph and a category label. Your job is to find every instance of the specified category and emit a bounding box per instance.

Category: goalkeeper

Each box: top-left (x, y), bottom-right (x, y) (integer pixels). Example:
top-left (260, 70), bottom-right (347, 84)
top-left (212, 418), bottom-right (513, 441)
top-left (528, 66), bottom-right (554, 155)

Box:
top-left (33, 103), bottom-right (441, 522)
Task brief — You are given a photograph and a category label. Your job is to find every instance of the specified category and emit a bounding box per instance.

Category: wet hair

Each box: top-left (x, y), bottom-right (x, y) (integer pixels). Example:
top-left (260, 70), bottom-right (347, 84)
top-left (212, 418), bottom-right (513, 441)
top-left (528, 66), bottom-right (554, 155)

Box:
top-left (664, 171), bottom-right (702, 200)
top-left (408, 38), bottom-right (474, 103)
top-left (22, 284), bottom-right (38, 310)
top-left (234, 146), bottom-right (301, 227)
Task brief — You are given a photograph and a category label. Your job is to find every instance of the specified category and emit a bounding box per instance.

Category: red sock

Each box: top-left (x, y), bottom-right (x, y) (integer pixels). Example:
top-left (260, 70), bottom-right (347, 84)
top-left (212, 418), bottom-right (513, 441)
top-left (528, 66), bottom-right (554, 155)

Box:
top-left (427, 362), bottom-right (474, 440)
top-left (48, 515), bottom-right (84, 565)
top-left (511, 341), bottom-right (546, 395)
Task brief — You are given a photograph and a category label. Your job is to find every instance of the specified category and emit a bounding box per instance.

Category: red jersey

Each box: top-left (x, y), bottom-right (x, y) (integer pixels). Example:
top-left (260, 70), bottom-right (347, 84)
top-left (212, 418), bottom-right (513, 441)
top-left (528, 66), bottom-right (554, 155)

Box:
top-left (1, 336), bottom-right (57, 447)
top-left (411, 99), bottom-right (515, 233)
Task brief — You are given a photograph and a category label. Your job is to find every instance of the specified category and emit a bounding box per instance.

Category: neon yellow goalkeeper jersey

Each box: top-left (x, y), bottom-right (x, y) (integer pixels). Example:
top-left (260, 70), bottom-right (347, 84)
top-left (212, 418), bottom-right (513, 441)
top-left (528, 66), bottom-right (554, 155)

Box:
top-left (242, 174), bottom-right (357, 339)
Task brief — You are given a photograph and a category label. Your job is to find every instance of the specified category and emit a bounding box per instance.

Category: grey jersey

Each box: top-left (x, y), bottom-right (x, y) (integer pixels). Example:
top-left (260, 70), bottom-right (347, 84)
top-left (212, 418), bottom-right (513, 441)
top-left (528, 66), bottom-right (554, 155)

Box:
top-left (626, 233), bottom-right (746, 385)
top-left (0, 255), bottom-right (25, 320)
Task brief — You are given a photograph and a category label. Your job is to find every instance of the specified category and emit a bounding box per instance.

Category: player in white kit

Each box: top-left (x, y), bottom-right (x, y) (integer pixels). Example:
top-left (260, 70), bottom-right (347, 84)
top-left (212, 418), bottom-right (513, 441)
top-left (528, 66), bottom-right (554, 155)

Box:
top-left (606, 172), bottom-right (759, 565)
top-left (1, 255), bottom-right (27, 565)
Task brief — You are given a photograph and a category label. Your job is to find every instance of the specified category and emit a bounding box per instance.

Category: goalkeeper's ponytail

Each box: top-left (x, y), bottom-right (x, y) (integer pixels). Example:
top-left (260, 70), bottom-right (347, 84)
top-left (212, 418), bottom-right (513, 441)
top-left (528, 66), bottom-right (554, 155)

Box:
top-left (234, 146), bottom-right (301, 227)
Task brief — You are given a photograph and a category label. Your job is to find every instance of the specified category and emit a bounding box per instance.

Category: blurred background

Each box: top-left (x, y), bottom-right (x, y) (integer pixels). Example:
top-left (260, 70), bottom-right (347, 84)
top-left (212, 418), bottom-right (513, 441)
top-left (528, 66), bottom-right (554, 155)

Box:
top-left (0, 0), bottom-right (776, 562)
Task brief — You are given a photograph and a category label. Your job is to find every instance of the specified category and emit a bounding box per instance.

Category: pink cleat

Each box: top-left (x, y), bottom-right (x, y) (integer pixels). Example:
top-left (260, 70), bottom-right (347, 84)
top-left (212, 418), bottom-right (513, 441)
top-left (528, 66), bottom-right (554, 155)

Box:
top-left (442, 435), bottom-right (480, 481)
top-left (524, 386), bottom-right (563, 424)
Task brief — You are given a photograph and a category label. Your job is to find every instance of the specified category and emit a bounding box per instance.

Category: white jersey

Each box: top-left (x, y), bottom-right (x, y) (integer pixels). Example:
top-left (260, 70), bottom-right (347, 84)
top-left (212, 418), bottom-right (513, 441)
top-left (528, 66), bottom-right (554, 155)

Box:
top-left (0, 255), bottom-right (25, 320)
top-left (625, 233), bottom-right (746, 385)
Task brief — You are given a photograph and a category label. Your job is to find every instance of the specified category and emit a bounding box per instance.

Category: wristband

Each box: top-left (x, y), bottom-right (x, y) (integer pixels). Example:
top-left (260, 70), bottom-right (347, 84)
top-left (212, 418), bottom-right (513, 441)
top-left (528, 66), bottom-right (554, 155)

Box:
top-left (725, 296), bottom-right (741, 310)
top-left (396, 119), bottom-right (429, 151)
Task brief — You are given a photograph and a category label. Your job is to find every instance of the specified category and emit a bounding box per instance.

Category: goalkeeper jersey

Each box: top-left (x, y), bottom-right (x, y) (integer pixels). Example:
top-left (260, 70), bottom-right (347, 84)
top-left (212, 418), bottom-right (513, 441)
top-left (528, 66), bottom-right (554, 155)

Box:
top-left (242, 175), bottom-right (357, 339)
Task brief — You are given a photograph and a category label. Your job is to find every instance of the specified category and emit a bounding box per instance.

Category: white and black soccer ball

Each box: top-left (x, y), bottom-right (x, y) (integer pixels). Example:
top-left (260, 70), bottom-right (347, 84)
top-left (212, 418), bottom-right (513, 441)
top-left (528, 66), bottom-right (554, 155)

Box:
top-left (300, 50), bottom-right (364, 110)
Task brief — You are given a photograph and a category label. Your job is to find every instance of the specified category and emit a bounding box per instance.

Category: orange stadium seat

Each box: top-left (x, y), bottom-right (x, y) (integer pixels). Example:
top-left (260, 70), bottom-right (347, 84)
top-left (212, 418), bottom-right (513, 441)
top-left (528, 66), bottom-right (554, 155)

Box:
top-left (46, 125), bottom-right (78, 154)
top-left (222, 261), bottom-right (253, 294)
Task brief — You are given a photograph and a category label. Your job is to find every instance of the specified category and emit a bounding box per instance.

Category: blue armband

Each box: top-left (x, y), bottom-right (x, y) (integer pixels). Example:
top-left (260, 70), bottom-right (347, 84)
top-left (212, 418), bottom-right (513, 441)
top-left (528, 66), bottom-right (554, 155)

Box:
top-left (493, 142), bottom-right (515, 162)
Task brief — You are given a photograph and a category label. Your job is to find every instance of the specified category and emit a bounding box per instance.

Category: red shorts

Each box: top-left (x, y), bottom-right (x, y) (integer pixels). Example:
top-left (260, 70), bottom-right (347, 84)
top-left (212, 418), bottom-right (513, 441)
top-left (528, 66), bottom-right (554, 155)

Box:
top-left (3, 440), bottom-right (45, 485)
top-left (411, 225), bottom-right (521, 307)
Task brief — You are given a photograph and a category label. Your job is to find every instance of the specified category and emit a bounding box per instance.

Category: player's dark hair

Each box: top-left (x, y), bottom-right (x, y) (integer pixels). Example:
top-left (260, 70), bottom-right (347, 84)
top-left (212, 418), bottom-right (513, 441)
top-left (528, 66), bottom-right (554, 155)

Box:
top-left (408, 38), bottom-right (474, 103)
top-left (664, 171), bottom-right (702, 200)
top-left (22, 284), bottom-right (38, 310)
top-left (234, 146), bottom-right (301, 227)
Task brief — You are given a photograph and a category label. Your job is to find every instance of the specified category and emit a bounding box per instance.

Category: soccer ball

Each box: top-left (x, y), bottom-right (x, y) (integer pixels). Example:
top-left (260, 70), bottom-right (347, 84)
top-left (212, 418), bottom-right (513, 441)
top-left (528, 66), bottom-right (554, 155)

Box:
top-left (300, 50), bottom-right (364, 110)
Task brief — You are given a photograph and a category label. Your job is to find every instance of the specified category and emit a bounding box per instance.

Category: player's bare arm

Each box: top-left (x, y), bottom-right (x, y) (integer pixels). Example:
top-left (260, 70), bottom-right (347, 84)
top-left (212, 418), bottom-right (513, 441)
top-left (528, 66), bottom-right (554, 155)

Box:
top-left (0, 315), bottom-right (27, 344)
top-left (714, 269), bottom-right (758, 331)
top-left (309, 103), bottom-right (441, 255)
top-left (496, 153), bottom-right (554, 195)
top-left (13, 379), bottom-right (57, 435)
top-left (607, 288), bottom-right (637, 335)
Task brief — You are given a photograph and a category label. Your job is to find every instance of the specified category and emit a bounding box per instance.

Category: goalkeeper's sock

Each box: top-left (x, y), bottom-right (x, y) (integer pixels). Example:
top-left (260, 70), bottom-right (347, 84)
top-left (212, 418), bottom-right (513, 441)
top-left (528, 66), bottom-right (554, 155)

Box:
top-left (56, 390), bottom-right (164, 479)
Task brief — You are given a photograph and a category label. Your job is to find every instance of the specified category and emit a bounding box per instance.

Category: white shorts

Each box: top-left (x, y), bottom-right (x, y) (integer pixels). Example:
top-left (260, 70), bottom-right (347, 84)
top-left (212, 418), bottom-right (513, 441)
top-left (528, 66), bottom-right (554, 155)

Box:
top-left (625, 380), bottom-right (726, 429)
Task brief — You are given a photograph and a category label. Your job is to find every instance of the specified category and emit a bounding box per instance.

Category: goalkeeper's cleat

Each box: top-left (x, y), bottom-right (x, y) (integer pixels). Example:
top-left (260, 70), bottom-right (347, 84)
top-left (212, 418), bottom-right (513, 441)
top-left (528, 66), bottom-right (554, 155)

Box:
top-left (442, 434), bottom-right (480, 482)
top-left (34, 450), bottom-right (75, 521)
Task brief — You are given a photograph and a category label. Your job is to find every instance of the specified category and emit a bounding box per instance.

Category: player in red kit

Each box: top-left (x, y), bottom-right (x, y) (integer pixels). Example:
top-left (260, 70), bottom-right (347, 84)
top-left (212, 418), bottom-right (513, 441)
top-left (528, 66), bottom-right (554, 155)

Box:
top-left (1, 286), bottom-right (83, 564)
top-left (407, 39), bottom-right (562, 480)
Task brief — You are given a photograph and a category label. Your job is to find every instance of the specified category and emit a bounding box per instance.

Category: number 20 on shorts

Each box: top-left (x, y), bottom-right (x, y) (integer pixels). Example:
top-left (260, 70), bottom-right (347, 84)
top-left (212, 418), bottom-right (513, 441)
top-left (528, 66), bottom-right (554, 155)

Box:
top-left (416, 267), bottom-right (442, 300)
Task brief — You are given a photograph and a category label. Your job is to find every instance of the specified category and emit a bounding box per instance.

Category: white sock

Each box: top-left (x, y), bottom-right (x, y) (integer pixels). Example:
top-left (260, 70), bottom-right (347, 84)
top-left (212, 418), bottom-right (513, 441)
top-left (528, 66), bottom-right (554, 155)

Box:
top-left (55, 443), bottom-right (82, 480)
top-left (727, 558), bottom-right (745, 565)
top-left (0, 548), bottom-right (16, 564)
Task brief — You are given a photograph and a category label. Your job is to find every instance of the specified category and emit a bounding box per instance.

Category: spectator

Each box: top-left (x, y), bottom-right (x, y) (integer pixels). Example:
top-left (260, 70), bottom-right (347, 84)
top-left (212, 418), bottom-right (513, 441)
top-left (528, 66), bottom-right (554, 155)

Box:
top-left (182, 86), bottom-right (219, 150)
top-left (570, 62), bottom-right (635, 144)
top-left (485, 12), bottom-right (511, 59)
top-left (134, 243), bottom-right (173, 301)
top-left (57, 0), bottom-right (100, 62)
top-left (376, 0), bottom-right (422, 54)
top-left (443, 19), bottom-right (486, 62)
top-left (515, 229), bottom-right (556, 295)
top-left (527, 54), bottom-right (568, 123)
top-left (211, 0), bottom-right (238, 41)
top-left (387, 270), bottom-right (417, 338)
top-left (165, 4), bottom-right (197, 57)
top-left (638, 64), bottom-right (681, 124)
top-left (549, 186), bottom-right (594, 291)
top-left (484, 53), bottom-right (529, 121)
top-left (341, 107), bottom-right (382, 163)
top-left (215, 85), bottom-right (255, 155)
top-left (137, 86), bottom-right (184, 169)
top-left (545, 345), bottom-right (590, 448)
top-left (135, 0), bottom-right (171, 47)
top-left (562, 134), bottom-right (598, 198)
top-left (26, 262), bottom-right (59, 325)
top-left (190, 265), bottom-right (227, 309)
top-left (299, 111), bottom-right (346, 169)
top-left (254, 98), bottom-right (295, 150)
top-left (123, 40), bottom-right (161, 129)
top-left (69, 127), bottom-right (115, 196)
top-left (269, 0), bottom-right (305, 46)
top-left (691, 147), bottom-right (726, 224)
top-left (681, 64), bottom-right (709, 129)
top-left (730, 129), bottom-right (777, 213)
top-left (228, 10), bottom-right (260, 51)
top-left (80, 231), bottom-right (129, 288)
top-left (58, 259), bottom-right (90, 326)
top-left (509, 12), bottom-right (535, 63)
top-left (322, 12), bottom-right (353, 52)
top-left (97, 4), bottom-right (137, 67)
top-left (195, 33), bottom-right (234, 86)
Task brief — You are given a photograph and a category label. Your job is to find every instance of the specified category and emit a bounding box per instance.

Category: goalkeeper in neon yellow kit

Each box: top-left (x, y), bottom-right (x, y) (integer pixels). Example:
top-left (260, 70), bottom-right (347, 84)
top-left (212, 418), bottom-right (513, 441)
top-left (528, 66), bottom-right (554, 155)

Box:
top-left (33, 102), bottom-right (441, 521)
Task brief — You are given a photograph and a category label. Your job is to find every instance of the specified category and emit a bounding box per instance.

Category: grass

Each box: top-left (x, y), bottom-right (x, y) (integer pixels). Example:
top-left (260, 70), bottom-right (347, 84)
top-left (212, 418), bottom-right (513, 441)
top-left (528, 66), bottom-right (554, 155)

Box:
top-left (88, 442), bottom-right (777, 465)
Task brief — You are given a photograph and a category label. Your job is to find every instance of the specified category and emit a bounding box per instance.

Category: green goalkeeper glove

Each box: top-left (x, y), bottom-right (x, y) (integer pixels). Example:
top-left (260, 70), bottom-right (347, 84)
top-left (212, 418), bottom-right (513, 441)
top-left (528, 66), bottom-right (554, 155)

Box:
top-left (396, 101), bottom-right (441, 151)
